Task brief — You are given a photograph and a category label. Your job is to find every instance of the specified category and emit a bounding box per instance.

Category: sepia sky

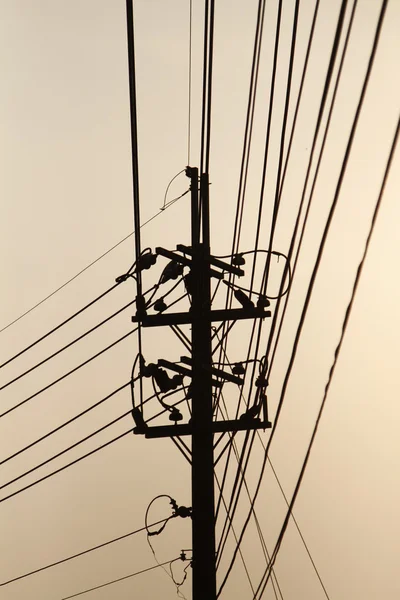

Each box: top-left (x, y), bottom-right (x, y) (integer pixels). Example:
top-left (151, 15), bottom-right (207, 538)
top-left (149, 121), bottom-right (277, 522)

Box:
top-left (1, 1), bottom-right (399, 599)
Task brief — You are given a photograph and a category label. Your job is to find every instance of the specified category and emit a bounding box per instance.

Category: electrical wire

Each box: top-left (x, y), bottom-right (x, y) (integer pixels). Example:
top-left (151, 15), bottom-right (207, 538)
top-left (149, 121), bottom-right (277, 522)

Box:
top-left (216, 0), bottom-right (351, 581)
top-left (60, 559), bottom-right (178, 600)
top-left (160, 170), bottom-right (186, 210)
top-left (217, 0), bottom-right (352, 553)
top-left (0, 282), bottom-right (120, 369)
top-left (256, 83), bottom-right (398, 600)
top-left (1, 390), bottom-right (191, 504)
top-left (0, 382), bottom-right (131, 467)
top-left (217, 0), bottom-right (388, 592)
top-left (0, 427), bottom-right (133, 504)
top-left (0, 328), bottom-right (137, 419)
top-left (0, 411), bottom-right (133, 492)
top-left (145, 495), bottom-right (189, 600)
top-left (188, 0), bottom-right (193, 163)
top-left (0, 193), bottom-right (187, 338)
top-left (265, 0), bottom-right (359, 385)
top-left (0, 518), bottom-right (170, 587)
top-left (0, 298), bottom-right (139, 392)
top-left (212, 0), bottom-right (288, 535)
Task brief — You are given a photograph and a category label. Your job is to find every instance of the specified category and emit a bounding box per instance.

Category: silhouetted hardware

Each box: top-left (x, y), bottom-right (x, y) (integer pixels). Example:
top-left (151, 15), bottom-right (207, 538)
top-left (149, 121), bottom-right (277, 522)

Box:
top-left (233, 288), bottom-right (255, 309)
top-left (169, 407), bottom-right (183, 422)
top-left (140, 361), bottom-right (183, 392)
top-left (180, 356), bottom-right (244, 386)
top-left (153, 298), bottom-right (167, 312)
top-left (135, 294), bottom-right (147, 318)
top-left (134, 418), bottom-right (272, 438)
top-left (157, 358), bottom-right (224, 389)
top-left (115, 272), bottom-right (131, 283)
top-left (131, 407), bottom-right (148, 431)
top-left (232, 253), bottom-right (246, 266)
top-left (255, 373), bottom-right (268, 388)
top-left (156, 247), bottom-right (224, 280)
top-left (256, 295), bottom-right (270, 308)
top-left (175, 505), bottom-right (192, 518)
top-left (132, 307), bottom-right (271, 327)
top-left (184, 272), bottom-right (193, 295)
top-left (239, 403), bottom-right (262, 421)
top-left (137, 252), bottom-right (157, 271)
top-left (160, 260), bottom-right (184, 284)
top-left (232, 362), bottom-right (245, 375)
top-left (176, 244), bottom-right (245, 277)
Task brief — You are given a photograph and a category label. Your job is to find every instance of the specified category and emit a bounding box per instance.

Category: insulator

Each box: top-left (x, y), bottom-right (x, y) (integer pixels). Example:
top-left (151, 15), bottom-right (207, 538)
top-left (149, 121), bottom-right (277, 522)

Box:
top-left (141, 362), bottom-right (158, 378)
top-left (137, 252), bottom-right (157, 271)
top-left (232, 253), bottom-right (246, 266)
top-left (131, 407), bottom-right (147, 430)
top-left (239, 403), bottom-right (261, 421)
top-left (176, 505), bottom-right (192, 518)
top-left (154, 298), bottom-right (167, 312)
top-left (169, 407), bottom-right (183, 422)
top-left (234, 288), bottom-right (254, 309)
top-left (257, 295), bottom-right (270, 309)
top-left (160, 260), bottom-right (184, 284)
top-left (255, 374), bottom-right (268, 388)
top-left (232, 362), bottom-right (245, 375)
top-left (184, 272), bottom-right (193, 295)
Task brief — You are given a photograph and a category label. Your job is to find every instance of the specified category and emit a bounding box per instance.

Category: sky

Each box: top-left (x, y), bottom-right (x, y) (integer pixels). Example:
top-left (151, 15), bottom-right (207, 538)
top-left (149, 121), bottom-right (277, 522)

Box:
top-left (1, 1), bottom-right (399, 599)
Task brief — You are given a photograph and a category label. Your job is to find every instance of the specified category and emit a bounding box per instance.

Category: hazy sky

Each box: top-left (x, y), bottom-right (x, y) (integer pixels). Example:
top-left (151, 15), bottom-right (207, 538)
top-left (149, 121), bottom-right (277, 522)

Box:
top-left (1, 1), bottom-right (399, 599)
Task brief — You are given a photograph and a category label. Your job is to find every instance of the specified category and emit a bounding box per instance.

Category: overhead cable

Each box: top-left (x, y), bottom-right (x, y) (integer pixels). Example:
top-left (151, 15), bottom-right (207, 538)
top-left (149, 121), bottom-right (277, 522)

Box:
top-left (0, 282), bottom-right (120, 369)
top-left (0, 428), bottom-right (133, 504)
top-left (256, 108), bottom-right (399, 600)
top-left (0, 518), bottom-right (170, 587)
top-left (0, 329), bottom-right (137, 419)
top-left (218, 0), bottom-right (389, 593)
top-left (0, 382), bottom-right (131, 467)
top-left (60, 559), bottom-right (178, 599)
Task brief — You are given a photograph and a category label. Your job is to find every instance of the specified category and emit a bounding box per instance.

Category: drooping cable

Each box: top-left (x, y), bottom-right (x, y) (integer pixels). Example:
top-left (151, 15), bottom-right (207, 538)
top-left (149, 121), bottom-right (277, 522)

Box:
top-left (125, 0), bottom-right (145, 416)
top-left (256, 90), bottom-right (398, 600)
top-left (0, 298), bottom-right (138, 392)
top-left (265, 0), bottom-right (359, 383)
top-left (0, 189), bottom-right (187, 337)
top-left (0, 382), bottom-right (131, 467)
top-left (0, 518), bottom-right (170, 587)
top-left (0, 428), bottom-right (134, 504)
top-left (0, 410), bottom-right (134, 492)
top-left (217, 1), bottom-right (388, 592)
top-left (60, 559), bottom-right (178, 600)
top-left (0, 328), bottom-right (137, 419)
top-left (188, 0), bottom-right (193, 163)
top-left (0, 283), bottom-right (120, 369)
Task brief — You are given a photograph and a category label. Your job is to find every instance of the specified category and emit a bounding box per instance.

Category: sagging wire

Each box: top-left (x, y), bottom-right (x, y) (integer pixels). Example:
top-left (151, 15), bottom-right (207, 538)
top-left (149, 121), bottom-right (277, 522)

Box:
top-left (170, 555), bottom-right (192, 598)
top-left (145, 495), bottom-right (192, 600)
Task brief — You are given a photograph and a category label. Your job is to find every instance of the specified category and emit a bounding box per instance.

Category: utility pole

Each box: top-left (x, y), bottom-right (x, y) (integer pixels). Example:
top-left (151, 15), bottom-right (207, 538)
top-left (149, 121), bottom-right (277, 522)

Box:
top-left (132, 166), bottom-right (271, 600)
top-left (189, 167), bottom-right (216, 600)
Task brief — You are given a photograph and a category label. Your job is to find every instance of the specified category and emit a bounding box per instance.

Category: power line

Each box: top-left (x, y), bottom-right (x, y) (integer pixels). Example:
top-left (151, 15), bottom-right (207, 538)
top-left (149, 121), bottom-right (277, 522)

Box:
top-left (215, 0), bottom-right (356, 592)
top-left (0, 328), bottom-right (137, 419)
top-left (0, 199), bottom-right (185, 338)
top-left (0, 411), bottom-right (132, 492)
top-left (215, 0), bottom-right (301, 564)
top-left (60, 559), bottom-right (177, 599)
top-left (0, 428), bottom-right (133, 504)
top-left (188, 0), bottom-right (193, 163)
top-left (0, 300), bottom-right (135, 391)
top-left (255, 93), bottom-right (398, 600)
top-left (0, 518), bottom-right (170, 587)
top-left (0, 282), bottom-right (120, 369)
top-left (0, 390), bottom-right (191, 504)
top-left (0, 382), bottom-right (130, 467)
